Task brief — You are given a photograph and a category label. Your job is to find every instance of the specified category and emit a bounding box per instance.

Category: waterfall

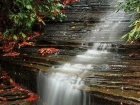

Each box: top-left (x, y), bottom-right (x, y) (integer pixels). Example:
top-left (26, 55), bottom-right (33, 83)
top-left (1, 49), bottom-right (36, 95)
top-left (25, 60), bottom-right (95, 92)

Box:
top-left (37, 43), bottom-right (111, 105)
top-left (37, 1), bottom-right (133, 105)
top-left (37, 72), bottom-right (84, 105)
top-left (37, 27), bottom-right (124, 105)
top-left (87, 10), bottom-right (134, 42)
top-left (75, 43), bottom-right (111, 62)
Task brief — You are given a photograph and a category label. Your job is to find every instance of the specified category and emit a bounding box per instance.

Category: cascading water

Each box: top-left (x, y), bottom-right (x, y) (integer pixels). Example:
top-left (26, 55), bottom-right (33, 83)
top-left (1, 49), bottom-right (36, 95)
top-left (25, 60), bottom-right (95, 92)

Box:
top-left (37, 72), bottom-right (83, 105)
top-left (37, 43), bottom-right (111, 105)
top-left (37, 1), bottom-right (133, 105)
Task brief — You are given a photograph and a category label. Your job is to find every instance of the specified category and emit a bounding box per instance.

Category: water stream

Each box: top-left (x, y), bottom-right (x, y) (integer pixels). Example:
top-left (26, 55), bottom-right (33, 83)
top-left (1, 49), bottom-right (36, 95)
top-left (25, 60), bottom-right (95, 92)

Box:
top-left (37, 72), bottom-right (84, 105)
top-left (37, 43), bottom-right (113, 105)
top-left (37, 4), bottom-right (132, 105)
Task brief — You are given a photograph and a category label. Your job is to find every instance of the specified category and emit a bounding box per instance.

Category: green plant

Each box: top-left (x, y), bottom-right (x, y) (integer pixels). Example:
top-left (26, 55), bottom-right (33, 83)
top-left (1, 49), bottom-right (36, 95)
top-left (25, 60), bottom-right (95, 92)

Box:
top-left (117, 0), bottom-right (140, 42)
top-left (0, 0), bottom-right (79, 55)
top-left (0, 0), bottom-right (65, 40)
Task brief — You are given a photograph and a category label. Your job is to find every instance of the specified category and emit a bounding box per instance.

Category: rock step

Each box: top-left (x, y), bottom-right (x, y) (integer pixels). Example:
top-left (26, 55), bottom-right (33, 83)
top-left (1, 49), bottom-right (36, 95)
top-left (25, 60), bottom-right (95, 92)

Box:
top-left (1, 50), bottom-right (140, 105)
top-left (44, 22), bottom-right (131, 31)
top-left (0, 60), bottom-right (38, 93)
top-left (0, 91), bottom-right (29, 101)
top-left (89, 90), bottom-right (140, 105)
top-left (65, 11), bottom-right (132, 22)
top-left (34, 39), bottom-right (117, 45)
top-left (1, 101), bottom-right (34, 105)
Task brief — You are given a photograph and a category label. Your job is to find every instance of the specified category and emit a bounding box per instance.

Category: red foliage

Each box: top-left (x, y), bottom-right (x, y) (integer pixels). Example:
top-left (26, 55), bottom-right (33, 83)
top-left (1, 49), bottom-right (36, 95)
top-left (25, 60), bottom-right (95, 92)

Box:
top-left (61, 0), bottom-right (80, 6)
top-left (37, 48), bottom-right (59, 56)
top-left (18, 41), bottom-right (35, 49)
top-left (0, 71), bottom-right (38, 103)
top-left (26, 95), bottom-right (38, 102)
top-left (0, 31), bottom-right (40, 57)
top-left (0, 0), bottom-right (78, 57)
top-left (1, 98), bottom-right (7, 101)
top-left (25, 32), bottom-right (41, 41)
top-left (2, 51), bottom-right (20, 57)
top-left (0, 42), bottom-right (16, 53)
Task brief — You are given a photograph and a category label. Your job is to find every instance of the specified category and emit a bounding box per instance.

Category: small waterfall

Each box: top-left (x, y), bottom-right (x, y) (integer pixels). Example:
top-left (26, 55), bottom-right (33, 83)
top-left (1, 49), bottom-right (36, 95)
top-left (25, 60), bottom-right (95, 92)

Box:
top-left (88, 10), bottom-right (134, 42)
top-left (37, 72), bottom-right (84, 105)
top-left (76, 43), bottom-right (111, 61)
top-left (37, 43), bottom-right (111, 105)
top-left (54, 63), bottom-right (93, 72)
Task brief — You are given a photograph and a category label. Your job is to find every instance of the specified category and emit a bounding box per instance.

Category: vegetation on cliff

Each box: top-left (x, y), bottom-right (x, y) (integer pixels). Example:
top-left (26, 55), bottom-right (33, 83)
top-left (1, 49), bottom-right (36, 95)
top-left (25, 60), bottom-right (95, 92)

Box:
top-left (117, 0), bottom-right (140, 43)
top-left (0, 0), bottom-right (78, 56)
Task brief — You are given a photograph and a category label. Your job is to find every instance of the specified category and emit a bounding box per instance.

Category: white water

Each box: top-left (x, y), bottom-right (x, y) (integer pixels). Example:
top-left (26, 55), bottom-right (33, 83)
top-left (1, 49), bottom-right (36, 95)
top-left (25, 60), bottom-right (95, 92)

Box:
top-left (37, 72), bottom-right (84, 105)
top-left (86, 10), bottom-right (134, 42)
top-left (37, 43), bottom-right (111, 105)
top-left (75, 43), bottom-right (111, 63)
top-left (54, 63), bottom-right (93, 72)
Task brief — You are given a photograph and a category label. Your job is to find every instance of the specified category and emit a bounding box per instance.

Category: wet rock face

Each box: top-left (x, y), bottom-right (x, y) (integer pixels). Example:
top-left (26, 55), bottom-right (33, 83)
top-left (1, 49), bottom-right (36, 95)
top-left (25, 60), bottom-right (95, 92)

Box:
top-left (0, 71), bottom-right (38, 105)
top-left (0, 61), bottom-right (38, 93)
top-left (0, 78), bottom-right (10, 85)
top-left (42, 0), bottom-right (132, 43)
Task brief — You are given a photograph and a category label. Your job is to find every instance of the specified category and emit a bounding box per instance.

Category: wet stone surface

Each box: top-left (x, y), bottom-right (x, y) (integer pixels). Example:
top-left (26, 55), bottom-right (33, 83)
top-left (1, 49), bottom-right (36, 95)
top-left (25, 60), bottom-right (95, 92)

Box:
top-left (2, 43), bottom-right (140, 104)
top-left (0, 71), bottom-right (38, 105)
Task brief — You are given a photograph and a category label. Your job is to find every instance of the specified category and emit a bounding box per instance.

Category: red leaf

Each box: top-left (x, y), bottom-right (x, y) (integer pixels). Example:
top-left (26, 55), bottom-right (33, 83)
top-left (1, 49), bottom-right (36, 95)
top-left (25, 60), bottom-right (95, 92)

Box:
top-left (37, 48), bottom-right (59, 56)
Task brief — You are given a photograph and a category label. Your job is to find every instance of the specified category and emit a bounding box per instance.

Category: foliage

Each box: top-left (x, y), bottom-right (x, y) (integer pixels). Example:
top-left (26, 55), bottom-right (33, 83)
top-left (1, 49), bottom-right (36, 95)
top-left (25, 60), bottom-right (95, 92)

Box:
top-left (117, 0), bottom-right (140, 42)
top-left (121, 19), bottom-right (140, 42)
top-left (0, 0), bottom-right (78, 55)
top-left (117, 0), bottom-right (140, 12)
top-left (61, 0), bottom-right (79, 6)
top-left (0, 0), bottom-right (66, 40)
top-left (37, 48), bottom-right (59, 56)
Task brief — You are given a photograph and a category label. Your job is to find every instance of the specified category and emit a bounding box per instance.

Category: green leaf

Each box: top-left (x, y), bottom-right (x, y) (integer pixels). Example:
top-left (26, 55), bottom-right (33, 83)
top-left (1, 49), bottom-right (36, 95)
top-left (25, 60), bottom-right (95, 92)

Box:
top-left (3, 29), bottom-right (10, 38)
top-left (30, 17), bottom-right (35, 22)
top-left (13, 35), bottom-right (18, 40)
top-left (56, 3), bottom-right (64, 8)
top-left (137, 7), bottom-right (140, 13)
top-left (20, 32), bottom-right (26, 38)
top-left (1, 0), bottom-right (66, 42)
top-left (51, 17), bottom-right (55, 20)
top-left (121, 34), bottom-right (128, 39)
top-left (26, 5), bottom-right (32, 9)
top-left (42, 20), bottom-right (46, 25)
